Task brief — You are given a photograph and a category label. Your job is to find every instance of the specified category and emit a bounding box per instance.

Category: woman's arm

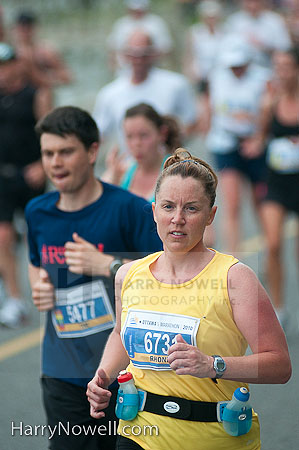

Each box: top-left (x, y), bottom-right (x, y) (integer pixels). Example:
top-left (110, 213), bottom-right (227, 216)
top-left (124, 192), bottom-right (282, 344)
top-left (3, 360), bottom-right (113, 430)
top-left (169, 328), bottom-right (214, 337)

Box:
top-left (241, 85), bottom-right (275, 158)
top-left (221, 262), bottom-right (291, 384)
top-left (168, 263), bottom-right (292, 384)
top-left (86, 261), bottom-right (136, 418)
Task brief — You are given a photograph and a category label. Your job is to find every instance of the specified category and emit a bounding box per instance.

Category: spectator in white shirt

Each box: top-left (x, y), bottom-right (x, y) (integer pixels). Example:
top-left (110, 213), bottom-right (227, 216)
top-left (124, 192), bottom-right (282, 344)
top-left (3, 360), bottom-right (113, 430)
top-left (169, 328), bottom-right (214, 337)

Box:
top-left (106, 0), bottom-right (173, 73)
top-left (184, 0), bottom-right (224, 93)
top-left (225, 0), bottom-right (291, 67)
top-left (205, 37), bottom-right (271, 252)
top-left (93, 30), bottom-right (197, 155)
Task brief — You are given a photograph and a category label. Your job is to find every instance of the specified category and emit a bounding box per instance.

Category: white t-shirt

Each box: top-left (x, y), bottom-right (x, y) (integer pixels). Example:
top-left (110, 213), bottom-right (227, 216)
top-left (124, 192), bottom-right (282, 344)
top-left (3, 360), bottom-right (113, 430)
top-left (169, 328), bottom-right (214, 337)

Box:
top-left (206, 64), bottom-right (270, 154)
top-left (188, 23), bottom-right (224, 80)
top-left (93, 67), bottom-right (197, 152)
top-left (107, 13), bottom-right (173, 53)
top-left (225, 10), bottom-right (291, 67)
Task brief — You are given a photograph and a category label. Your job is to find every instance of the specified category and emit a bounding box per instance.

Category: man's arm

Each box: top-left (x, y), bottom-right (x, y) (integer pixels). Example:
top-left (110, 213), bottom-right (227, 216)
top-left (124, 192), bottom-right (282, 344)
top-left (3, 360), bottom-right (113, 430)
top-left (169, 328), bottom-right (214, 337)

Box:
top-left (23, 86), bottom-right (53, 190)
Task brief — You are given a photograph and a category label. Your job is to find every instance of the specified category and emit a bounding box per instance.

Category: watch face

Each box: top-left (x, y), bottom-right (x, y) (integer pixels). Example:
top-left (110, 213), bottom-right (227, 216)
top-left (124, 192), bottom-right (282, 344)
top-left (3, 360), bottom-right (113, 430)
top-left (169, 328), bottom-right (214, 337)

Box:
top-left (217, 360), bottom-right (225, 371)
top-left (213, 355), bottom-right (226, 375)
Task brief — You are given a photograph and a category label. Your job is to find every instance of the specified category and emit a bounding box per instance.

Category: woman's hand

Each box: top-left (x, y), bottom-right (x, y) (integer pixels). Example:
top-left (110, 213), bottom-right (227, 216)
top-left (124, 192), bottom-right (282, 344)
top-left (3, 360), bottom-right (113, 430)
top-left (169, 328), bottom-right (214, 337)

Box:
top-left (101, 146), bottom-right (127, 184)
top-left (86, 368), bottom-right (112, 419)
top-left (168, 334), bottom-right (214, 378)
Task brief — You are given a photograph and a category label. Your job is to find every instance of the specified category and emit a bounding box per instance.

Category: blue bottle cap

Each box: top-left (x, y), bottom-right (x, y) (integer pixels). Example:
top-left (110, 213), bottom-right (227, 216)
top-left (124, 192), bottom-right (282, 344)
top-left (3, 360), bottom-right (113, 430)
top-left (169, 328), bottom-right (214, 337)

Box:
top-left (234, 387), bottom-right (250, 402)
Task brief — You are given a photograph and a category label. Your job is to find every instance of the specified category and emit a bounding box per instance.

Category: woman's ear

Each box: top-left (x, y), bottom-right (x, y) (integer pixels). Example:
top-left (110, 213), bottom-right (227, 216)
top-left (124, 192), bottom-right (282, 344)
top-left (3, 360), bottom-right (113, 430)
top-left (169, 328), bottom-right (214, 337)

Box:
top-left (152, 202), bottom-right (157, 223)
top-left (207, 206), bottom-right (217, 226)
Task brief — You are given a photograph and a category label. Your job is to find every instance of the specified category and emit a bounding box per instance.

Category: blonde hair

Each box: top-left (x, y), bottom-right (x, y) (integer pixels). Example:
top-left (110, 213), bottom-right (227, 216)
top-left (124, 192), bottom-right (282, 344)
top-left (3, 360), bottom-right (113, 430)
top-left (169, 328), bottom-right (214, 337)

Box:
top-left (155, 148), bottom-right (218, 207)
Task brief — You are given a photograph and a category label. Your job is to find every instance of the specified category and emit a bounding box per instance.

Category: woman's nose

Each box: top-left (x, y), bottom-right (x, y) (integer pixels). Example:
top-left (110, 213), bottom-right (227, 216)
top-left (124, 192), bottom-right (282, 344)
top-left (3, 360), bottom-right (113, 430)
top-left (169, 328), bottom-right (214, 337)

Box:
top-left (171, 208), bottom-right (185, 224)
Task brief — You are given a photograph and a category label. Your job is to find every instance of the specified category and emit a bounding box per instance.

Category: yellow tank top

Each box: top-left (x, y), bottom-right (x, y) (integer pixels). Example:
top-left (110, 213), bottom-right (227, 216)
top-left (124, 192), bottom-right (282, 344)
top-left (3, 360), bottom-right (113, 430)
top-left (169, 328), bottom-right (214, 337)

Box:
top-left (118, 250), bottom-right (260, 450)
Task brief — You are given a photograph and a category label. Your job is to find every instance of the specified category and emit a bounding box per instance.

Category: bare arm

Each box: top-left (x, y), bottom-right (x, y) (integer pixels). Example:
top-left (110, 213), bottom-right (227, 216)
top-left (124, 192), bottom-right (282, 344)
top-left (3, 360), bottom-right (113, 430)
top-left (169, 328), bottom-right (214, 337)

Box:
top-left (182, 31), bottom-right (197, 83)
top-left (241, 86), bottom-right (274, 158)
top-left (97, 262), bottom-right (135, 379)
top-left (22, 87), bottom-right (52, 189)
top-left (221, 263), bottom-right (291, 383)
top-left (255, 87), bottom-right (275, 143)
top-left (168, 263), bottom-right (291, 384)
top-left (43, 48), bottom-right (72, 85)
top-left (86, 261), bottom-right (136, 418)
top-left (34, 86), bottom-right (53, 120)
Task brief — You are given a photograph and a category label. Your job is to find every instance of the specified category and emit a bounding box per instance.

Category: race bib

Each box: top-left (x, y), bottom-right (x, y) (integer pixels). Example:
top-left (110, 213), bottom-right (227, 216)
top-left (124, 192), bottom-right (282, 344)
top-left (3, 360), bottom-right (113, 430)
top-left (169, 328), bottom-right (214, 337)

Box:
top-left (121, 309), bottom-right (200, 370)
top-left (267, 138), bottom-right (299, 174)
top-left (52, 280), bottom-right (115, 338)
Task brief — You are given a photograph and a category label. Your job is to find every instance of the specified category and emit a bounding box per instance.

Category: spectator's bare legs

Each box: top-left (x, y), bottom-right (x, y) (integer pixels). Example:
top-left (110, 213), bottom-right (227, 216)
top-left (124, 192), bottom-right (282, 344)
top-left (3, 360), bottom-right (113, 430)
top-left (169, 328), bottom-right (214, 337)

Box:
top-left (219, 169), bottom-right (242, 253)
top-left (260, 201), bottom-right (286, 312)
top-left (0, 222), bottom-right (20, 299)
top-left (0, 222), bottom-right (28, 327)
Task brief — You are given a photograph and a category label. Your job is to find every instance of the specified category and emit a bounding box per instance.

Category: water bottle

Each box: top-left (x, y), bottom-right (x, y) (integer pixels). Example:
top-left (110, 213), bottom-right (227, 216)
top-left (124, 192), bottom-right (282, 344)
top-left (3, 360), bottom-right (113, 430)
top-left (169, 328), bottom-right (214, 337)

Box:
top-left (115, 370), bottom-right (139, 421)
top-left (222, 387), bottom-right (252, 437)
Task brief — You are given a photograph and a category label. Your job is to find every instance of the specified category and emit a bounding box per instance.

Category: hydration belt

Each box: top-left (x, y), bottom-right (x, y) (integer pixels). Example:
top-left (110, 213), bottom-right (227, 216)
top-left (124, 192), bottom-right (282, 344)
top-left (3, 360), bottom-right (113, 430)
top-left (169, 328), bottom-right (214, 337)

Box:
top-left (138, 390), bottom-right (225, 422)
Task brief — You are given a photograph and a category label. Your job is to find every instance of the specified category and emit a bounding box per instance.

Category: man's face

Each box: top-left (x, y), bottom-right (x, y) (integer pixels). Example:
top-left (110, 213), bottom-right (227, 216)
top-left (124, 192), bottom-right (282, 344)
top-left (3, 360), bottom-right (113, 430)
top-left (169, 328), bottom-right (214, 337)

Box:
top-left (124, 45), bottom-right (154, 74)
top-left (123, 31), bottom-right (156, 77)
top-left (40, 133), bottom-right (97, 194)
top-left (230, 64), bottom-right (248, 78)
top-left (15, 23), bottom-right (35, 42)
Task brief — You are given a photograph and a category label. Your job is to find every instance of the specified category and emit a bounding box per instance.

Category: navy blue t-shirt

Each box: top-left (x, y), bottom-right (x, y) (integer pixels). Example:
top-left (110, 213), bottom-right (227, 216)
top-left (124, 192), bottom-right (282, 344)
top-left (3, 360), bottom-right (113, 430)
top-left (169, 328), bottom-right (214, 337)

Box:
top-left (25, 182), bottom-right (162, 386)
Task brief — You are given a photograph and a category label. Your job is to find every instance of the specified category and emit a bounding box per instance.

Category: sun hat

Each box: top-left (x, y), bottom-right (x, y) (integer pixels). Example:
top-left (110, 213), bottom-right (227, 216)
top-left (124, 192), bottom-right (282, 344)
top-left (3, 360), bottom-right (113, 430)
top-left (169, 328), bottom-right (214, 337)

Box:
top-left (220, 37), bottom-right (252, 67)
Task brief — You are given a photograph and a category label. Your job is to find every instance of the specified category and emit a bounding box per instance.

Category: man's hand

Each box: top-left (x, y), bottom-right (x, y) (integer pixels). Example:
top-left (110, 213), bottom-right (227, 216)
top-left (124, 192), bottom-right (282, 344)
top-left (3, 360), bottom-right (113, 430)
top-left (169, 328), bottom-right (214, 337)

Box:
top-left (32, 268), bottom-right (55, 311)
top-left (86, 368), bottom-right (112, 419)
top-left (168, 334), bottom-right (214, 378)
top-left (64, 233), bottom-right (112, 276)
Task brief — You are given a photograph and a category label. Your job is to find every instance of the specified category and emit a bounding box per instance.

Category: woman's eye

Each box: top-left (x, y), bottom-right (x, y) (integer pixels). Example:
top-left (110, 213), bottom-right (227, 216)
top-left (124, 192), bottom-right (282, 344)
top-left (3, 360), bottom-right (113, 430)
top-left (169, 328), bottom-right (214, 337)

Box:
top-left (186, 206), bottom-right (198, 212)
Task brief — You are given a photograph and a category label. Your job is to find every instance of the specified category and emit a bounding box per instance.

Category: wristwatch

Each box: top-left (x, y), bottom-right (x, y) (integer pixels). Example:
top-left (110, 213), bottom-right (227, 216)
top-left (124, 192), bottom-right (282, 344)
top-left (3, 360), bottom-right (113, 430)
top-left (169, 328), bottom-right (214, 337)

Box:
top-left (212, 355), bottom-right (226, 378)
top-left (110, 258), bottom-right (123, 277)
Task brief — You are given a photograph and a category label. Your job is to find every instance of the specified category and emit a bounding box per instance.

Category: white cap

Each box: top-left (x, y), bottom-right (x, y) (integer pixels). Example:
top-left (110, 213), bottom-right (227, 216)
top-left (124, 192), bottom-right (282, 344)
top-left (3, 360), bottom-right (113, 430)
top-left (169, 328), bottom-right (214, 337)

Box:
top-left (125, 0), bottom-right (150, 10)
top-left (220, 37), bottom-right (252, 67)
top-left (198, 0), bottom-right (222, 17)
